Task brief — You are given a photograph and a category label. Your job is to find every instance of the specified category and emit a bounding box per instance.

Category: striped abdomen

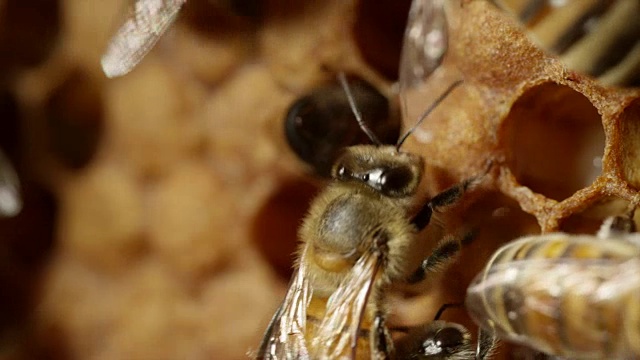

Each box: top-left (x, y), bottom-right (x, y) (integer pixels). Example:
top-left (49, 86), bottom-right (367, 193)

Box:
top-left (466, 234), bottom-right (640, 358)
top-left (495, 0), bottom-right (640, 86)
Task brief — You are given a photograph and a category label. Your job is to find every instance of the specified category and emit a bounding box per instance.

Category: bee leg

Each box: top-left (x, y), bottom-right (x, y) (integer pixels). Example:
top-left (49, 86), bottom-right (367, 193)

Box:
top-left (371, 311), bottom-right (393, 360)
top-left (406, 232), bottom-right (474, 284)
top-left (476, 327), bottom-right (498, 360)
top-left (412, 177), bottom-right (477, 230)
top-left (413, 160), bottom-right (493, 230)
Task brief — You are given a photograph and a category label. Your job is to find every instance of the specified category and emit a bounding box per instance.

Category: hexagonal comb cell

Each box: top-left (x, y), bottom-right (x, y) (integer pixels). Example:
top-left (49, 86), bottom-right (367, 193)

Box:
top-left (252, 179), bottom-right (318, 280)
top-left (45, 70), bottom-right (103, 170)
top-left (179, 0), bottom-right (261, 35)
top-left (0, 0), bottom-right (60, 70)
top-left (559, 197), bottom-right (632, 234)
top-left (501, 82), bottom-right (605, 202)
top-left (619, 98), bottom-right (640, 189)
top-left (353, 0), bottom-right (411, 80)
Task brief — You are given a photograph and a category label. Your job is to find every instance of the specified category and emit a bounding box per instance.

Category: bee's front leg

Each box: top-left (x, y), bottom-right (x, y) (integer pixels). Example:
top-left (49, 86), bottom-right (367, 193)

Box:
top-left (371, 311), bottom-right (393, 360)
top-left (411, 177), bottom-right (477, 230)
top-left (412, 160), bottom-right (492, 230)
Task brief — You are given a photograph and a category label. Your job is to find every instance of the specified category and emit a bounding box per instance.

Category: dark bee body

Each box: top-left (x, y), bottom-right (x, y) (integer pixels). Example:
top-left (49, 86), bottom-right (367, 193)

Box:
top-left (285, 78), bottom-right (400, 177)
top-left (493, 0), bottom-right (640, 86)
top-left (466, 216), bottom-right (640, 358)
top-left (395, 320), bottom-right (497, 360)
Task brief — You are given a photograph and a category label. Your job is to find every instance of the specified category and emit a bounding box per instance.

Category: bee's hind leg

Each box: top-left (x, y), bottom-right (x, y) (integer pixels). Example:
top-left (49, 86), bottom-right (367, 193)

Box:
top-left (406, 232), bottom-right (474, 284)
top-left (371, 311), bottom-right (393, 360)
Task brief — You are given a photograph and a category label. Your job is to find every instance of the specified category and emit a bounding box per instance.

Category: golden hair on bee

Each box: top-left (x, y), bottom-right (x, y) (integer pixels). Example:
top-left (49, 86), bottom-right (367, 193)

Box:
top-left (256, 71), bottom-right (494, 358)
top-left (256, 0), bottom-right (496, 357)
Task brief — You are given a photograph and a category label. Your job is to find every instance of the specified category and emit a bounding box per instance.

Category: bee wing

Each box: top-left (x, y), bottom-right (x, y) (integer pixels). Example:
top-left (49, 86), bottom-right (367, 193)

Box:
top-left (0, 149), bottom-right (21, 217)
top-left (311, 248), bottom-right (381, 359)
top-left (466, 257), bottom-right (640, 352)
top-left (255, 260), bottom-right (312, 360)
top-left (398, 0), bottom-right (448, 119)
top-left (399, 0), bottom-right (448, 89)
top-left (101, 0), bottom-right (187, 78)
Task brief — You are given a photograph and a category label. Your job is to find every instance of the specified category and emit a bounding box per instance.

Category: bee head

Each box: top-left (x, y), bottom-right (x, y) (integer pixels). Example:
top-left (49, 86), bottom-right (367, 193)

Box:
top-left (331, 145), bottom-right (424, 198)
top-left (396, 321), bottom-right (473, 360)
top-left (419, 322), bottom-right (472, 359)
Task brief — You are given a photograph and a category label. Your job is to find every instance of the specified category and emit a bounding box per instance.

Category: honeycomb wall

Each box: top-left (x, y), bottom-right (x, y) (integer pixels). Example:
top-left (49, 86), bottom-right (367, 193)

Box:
top-left (0, 0), bottom-right (639, 359)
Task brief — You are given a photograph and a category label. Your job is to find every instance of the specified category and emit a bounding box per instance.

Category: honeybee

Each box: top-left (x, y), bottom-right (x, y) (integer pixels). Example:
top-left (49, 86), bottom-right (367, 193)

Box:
top-left (101, 0), bottom-right (186, 78)
top-left (395, 304), bottom-right (498, 360)
top-left (491, 0), bottom-right (640, 87)
top-left (0, 148), bottom-right (21, 217)
top-left (257, 0), bottom-right (498, 357)
top-left (466, 213), bottom-right (640, 358)
top-left (257, 72), bottom-right (481, 359)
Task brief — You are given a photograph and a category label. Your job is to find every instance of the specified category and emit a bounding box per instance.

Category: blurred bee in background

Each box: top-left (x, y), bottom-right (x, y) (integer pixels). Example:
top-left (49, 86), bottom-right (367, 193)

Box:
top-left (466, 211), bottom-right (640, 358)
top-left (101, 0), bottom-right (187, 78)
top-left (395, 303), bottom-right (498, 359)
top-left (491, 0), bottom-right (640, 87)
top-left (0, 149), bottom-right (21, 217)
top-left (257, 0), bottom-right (498, 357)
top-left (284, 76), bottom-right (401, 178)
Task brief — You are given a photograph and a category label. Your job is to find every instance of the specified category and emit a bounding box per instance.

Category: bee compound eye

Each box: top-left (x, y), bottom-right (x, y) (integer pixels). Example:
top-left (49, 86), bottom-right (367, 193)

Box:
top-left (379, 166), bottom-right (413, 195)
top-left (431, 327), bottom-right (465, 352)
top-left (378, 172), bottom-right (387, 186)
top-left (335, 164), bottom-right (353, 179)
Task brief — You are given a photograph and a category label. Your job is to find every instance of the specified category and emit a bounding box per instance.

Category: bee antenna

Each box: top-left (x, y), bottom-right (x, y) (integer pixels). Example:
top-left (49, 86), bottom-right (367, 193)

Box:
top-left (396, 79), bottom-right (463, 150)
top-left (433, 302), bottom-right (463, 321)
top-left (338, 72), bottom-right (382, 146)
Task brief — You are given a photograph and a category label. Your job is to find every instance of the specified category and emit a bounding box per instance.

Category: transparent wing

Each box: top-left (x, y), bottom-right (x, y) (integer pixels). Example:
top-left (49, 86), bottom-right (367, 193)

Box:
top-left (255, 259), bottom-right (312, 360)
top-left (466, 257), bottom-right (640, 357)
top-left (0, 149), bottom-right (21, 217)
top-left (311, 248), bottom-right (381, 359)
top-left (101, 0), bottom-right (187, 78)
top-left (398, 0), bottom-right (448, 120)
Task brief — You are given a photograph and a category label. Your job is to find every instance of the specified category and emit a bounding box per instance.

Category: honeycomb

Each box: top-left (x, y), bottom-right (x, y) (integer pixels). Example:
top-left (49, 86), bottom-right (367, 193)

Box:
top-left (0, 0), bottom-right (638, 359)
